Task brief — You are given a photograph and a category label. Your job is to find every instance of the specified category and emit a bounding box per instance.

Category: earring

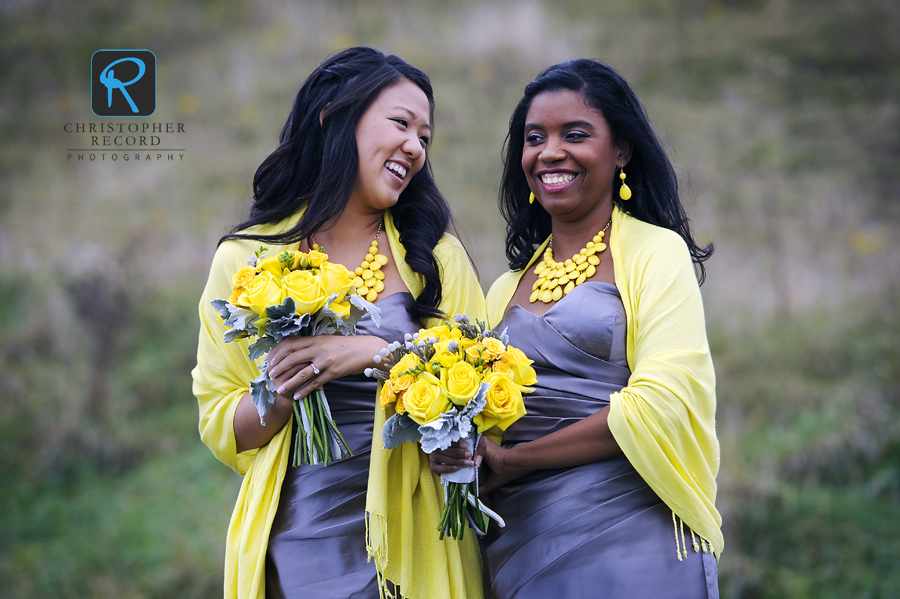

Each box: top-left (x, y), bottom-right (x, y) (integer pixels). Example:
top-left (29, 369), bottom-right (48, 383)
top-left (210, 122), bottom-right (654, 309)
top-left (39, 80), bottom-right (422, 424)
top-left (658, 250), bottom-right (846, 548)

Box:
top-left (618, 166), bottom-right (632, 200)
top-left (529, 191), bottom-right (536, 204)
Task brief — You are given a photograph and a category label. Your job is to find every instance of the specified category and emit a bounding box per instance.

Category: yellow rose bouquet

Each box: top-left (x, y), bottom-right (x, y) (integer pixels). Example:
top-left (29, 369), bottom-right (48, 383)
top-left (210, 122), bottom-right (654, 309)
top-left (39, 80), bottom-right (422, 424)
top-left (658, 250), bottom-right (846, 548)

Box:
top-left (365, 315), bottom-right (536, 540)
top-left (212, 247), bottom-right (381, 467)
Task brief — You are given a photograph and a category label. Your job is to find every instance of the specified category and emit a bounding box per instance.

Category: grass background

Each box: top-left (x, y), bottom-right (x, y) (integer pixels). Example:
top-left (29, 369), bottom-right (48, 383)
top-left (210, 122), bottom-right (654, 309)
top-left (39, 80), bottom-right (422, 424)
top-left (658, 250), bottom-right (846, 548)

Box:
top-left (1, 0), bottom-right (898, 597)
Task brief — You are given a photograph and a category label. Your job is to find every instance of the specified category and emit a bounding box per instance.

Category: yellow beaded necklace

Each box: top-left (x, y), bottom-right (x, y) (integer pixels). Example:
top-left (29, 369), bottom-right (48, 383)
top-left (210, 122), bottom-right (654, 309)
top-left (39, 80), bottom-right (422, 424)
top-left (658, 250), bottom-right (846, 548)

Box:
top-left (312, 220), bottom-right (389, 303)
top-left (530, 218), bottom-right (611, 304)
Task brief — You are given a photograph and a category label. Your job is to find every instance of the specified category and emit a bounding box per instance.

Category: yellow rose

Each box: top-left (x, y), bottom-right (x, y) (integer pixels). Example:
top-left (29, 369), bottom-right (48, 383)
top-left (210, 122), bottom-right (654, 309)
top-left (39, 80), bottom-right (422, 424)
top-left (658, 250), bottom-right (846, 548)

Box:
top-left (403, 380), bottom-right (450, 425)
top-left (256, 256), bottom-right (286, 279)
top-left (392, 373), bottom-right (417, 392)
top-left (238, 271), bottom-right (284, 314)
top-left (231, 265), bottom-right (256, 290)
top-left (481, 337), bottom-right (507, 361)
top-left (429, 342), bottom-right (461, 368)
top-left (394, 390), bottom-right (406, 415)
top-left (505, 345), bottom-right (538, 387)
top-left (418, 324), bottom-right (462, 343)
top-left (474, 373), bottom-right (526, 432)
top-left (306, 250), bottom-right (328, 268)
top-left (440, 361), bottom-right (481, 406)
top-left (492, 359), bottom-right (515, 379)
top-left (465, 342), bottom-right (487, 362)
top-left (320, 261), bottom-right (354, 301)
top-left (458, 336), bottom-right (477, 353)
top-left (390, 352), bottom-right (422, 377)
top-left (282, 269), bottom-right (327, 314)
top-left (380, 380), bottom-right (397, 409)
top-left (228, 287), bottom-right (245, 306)
top-left (417, 325), bottom-right (443, 342)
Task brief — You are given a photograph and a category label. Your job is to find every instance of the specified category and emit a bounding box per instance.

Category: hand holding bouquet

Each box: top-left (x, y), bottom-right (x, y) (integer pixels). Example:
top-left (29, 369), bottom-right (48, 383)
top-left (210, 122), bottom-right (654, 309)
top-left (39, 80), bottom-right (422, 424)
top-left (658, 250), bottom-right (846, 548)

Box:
top-left (212, 246), bottom-right (381, 467)
top-left (365, 315), bottom-right (536, 540)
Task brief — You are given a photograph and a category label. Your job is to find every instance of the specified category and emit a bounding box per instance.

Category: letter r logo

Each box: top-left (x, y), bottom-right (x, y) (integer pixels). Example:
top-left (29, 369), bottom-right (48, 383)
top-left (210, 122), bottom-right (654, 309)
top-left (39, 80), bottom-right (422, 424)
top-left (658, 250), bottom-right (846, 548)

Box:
top-left (91, 50), bottom-right (156, 117)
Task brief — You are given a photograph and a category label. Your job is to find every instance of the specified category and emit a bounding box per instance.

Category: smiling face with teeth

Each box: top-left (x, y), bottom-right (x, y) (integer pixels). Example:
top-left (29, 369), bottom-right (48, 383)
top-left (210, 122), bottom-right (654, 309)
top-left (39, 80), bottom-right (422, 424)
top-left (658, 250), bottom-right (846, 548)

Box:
top-left (350, 79), bottom-right (432, 213)
top-left (522, 89), bottom-right (631, 225)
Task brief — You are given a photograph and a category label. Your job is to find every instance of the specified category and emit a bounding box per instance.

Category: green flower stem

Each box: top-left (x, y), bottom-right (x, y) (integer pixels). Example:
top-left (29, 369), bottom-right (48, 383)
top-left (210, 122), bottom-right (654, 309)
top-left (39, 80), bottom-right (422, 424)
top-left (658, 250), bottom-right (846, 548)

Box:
top-left (306, 396), bottom-right (325, 461)
top-left (329, 412), bottom-right (353, 458)
top-left (292, 401), bottom-right (306, 467)
top-left (289, 389), bottom-right (354, 467)
top-left (314, 391), bottom-right (332, 464)
top-left (438, 494), bottom-right (451, 540)
top-left (437, 479), bottom-right (496, 540)
top-left (462, 485), bottom-right (469, 537)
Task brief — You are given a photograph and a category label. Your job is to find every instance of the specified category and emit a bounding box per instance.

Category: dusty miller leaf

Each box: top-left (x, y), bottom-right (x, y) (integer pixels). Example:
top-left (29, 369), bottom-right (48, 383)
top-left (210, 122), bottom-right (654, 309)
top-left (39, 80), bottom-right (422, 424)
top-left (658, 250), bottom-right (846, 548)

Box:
top-left (419, 409), bottom-right (461, 454)
top-left (351, 294), bottom-right (382, 328)
top-left (248, 336), bottom-right (276, 362)
top-left (249, 373), bottom-right (276, 426)
top-left (382, 413), bottom-right (422, 449)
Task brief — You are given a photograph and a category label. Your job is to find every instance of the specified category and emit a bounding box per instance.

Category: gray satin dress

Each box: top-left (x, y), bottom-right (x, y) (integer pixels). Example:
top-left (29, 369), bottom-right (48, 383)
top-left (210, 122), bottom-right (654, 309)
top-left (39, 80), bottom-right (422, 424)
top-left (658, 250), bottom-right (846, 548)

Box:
top-left (484, 282), bottom-right (718, 599)
top-left (266, 293), bottom-right (421, 599)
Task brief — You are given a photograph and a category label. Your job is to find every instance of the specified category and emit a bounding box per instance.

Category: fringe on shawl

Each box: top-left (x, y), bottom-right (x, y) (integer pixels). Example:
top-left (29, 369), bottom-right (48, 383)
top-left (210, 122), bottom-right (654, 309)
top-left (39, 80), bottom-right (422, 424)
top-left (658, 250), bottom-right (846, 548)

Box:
top-left (672, 511), bottom-right (716, 562)
top-left (366, 510), bottom-right (397, 599)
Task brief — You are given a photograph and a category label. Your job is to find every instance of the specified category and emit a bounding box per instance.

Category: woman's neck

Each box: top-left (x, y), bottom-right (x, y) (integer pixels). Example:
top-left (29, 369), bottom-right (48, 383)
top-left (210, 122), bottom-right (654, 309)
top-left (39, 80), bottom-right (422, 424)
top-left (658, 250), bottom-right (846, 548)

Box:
top-left (549, 203), bottom-right (614, 259)
top-left (315, 210), bottom-right (383, 246)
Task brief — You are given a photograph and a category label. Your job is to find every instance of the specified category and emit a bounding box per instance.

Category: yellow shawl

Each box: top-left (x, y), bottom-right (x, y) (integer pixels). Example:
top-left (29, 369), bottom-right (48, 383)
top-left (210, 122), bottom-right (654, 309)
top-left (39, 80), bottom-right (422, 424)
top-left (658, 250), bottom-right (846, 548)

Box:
top-left (192, 210), bottom-right (487, 599)
top-left (485, 206), bottom-right (723, 558)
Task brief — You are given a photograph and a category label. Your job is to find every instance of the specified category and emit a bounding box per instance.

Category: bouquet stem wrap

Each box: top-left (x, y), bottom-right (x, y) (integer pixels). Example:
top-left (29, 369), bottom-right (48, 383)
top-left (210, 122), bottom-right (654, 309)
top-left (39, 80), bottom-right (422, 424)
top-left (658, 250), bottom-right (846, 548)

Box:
top-left (438, 431), bottom-right (491, 540)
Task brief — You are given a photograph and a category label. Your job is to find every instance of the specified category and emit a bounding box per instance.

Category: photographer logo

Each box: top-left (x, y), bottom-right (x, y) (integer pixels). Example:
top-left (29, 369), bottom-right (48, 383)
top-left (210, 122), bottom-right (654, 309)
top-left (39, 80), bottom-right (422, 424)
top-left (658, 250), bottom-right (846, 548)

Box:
top-left (91, 50), bottom-right (156, 117)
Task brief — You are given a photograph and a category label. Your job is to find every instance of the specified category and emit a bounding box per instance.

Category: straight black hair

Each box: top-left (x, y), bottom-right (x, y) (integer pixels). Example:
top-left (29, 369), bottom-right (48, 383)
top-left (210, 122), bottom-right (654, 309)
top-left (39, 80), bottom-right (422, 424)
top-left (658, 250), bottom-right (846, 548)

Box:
top-left (499, 59), bottom-right (713, 283)
top-left (221, 46), bottom-right (450, 319)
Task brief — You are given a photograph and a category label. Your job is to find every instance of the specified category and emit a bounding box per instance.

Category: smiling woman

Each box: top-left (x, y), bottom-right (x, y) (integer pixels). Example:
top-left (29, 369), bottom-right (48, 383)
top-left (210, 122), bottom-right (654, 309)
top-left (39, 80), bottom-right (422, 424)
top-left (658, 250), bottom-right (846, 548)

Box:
top-left (431, 59), bottom-right (720, 599)
top-left (192, 47), bottom-right (486, 599)
top-left (351, 80), bottom-right (432, 212)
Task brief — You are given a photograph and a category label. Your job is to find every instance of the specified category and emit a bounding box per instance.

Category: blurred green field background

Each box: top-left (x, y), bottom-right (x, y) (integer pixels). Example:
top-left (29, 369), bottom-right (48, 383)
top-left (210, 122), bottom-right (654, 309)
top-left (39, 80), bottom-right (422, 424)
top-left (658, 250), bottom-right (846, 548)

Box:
top-left (1, 0), bottom-right (898, 597)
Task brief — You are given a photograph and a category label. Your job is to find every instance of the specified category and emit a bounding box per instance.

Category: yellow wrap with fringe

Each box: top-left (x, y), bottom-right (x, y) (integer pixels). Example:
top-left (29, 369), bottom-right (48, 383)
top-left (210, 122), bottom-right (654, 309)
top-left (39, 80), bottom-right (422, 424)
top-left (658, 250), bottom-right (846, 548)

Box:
top-left (192, 210), bottom-right (487, 599)
top-left (485, 206), bottom-right (723, 558)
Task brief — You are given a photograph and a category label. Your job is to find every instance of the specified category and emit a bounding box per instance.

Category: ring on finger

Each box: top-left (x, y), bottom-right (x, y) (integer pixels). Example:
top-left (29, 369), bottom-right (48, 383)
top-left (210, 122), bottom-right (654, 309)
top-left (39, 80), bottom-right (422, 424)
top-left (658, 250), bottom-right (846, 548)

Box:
top-left (310, 362), bottom-right (320, 375)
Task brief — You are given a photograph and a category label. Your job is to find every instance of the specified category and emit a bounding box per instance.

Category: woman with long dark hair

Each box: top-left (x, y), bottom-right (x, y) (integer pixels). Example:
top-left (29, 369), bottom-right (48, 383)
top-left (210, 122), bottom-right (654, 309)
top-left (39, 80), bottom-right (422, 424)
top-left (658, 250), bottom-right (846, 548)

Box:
top-left (432, 59), bottom-right (722, 597)
top-left (193, 47), bottom-right (485, 599)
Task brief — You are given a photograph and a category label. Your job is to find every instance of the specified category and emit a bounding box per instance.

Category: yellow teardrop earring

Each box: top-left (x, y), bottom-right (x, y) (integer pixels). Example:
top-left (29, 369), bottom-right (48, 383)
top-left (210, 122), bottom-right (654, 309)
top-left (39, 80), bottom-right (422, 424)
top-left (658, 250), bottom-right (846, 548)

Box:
top-left (618, 166), bottom-right (632, 200)
top-left (529, 191), bottom-right (536, 204)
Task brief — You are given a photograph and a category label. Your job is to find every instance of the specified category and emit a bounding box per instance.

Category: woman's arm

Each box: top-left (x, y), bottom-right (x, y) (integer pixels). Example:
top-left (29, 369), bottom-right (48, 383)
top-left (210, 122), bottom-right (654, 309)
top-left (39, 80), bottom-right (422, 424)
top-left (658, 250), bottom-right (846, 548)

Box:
top-left (430, 405), bottom-right (622, 492)
top-left (193, 240), bottom-right (267, 473)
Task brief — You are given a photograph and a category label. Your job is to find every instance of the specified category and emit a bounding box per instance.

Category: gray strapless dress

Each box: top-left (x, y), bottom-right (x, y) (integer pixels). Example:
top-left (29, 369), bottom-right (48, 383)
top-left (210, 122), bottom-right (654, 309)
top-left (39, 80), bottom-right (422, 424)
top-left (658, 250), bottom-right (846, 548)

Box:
top-left (484, 282), bottom-right (718, 599)
top-left (266, 293), bottom-right (421, 599)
